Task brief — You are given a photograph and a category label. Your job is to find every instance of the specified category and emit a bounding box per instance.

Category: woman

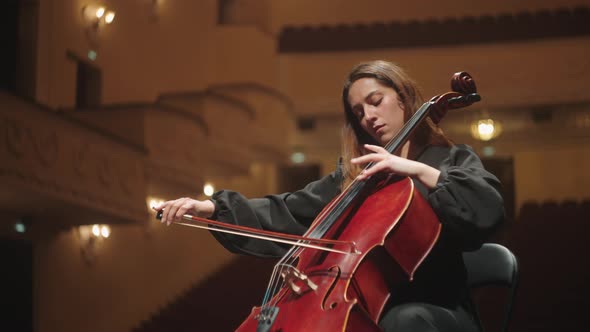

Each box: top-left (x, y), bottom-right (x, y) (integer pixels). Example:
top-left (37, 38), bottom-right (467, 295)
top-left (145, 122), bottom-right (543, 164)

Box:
top-left (155, 60), bottom-right (505, 331)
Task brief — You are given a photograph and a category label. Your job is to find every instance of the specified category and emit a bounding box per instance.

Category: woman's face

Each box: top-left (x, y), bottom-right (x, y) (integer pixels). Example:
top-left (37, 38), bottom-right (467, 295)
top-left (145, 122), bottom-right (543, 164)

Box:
top-left (347, 77), bottom-right (405, 146)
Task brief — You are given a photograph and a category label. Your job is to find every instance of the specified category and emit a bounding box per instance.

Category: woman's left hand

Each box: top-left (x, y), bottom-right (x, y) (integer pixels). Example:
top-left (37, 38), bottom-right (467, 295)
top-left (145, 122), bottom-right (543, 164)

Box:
top-left (351, 144), bottom-right (441, 189)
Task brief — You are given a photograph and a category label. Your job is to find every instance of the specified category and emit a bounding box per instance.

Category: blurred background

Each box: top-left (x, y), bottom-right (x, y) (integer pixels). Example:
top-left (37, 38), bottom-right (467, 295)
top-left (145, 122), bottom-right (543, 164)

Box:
top-left (1, 0), bottom-right (589, 331)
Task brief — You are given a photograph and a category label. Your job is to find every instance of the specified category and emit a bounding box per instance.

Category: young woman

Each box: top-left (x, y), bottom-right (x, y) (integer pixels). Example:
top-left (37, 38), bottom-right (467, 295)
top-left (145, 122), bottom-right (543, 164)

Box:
top-left (155, 60), bottom-right (505, 331)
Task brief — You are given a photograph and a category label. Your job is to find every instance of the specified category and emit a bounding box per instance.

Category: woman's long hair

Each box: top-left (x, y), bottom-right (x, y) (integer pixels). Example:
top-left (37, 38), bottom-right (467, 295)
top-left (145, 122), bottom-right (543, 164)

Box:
top-left (341, 60), bottom-right (452, 188)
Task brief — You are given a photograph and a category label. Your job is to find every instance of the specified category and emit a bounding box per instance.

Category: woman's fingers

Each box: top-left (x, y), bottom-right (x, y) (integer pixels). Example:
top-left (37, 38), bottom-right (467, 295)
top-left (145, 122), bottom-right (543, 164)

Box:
top-left (357, 160), bottom-right (390, 179)
top-left (363, 144), bottom-right (388, 154)
top-left (173, 200), bottom-right (196, 225)
top-left (352, 144), bottom-right (390, 165)
top-left (351, 144), bottom-right (423, 180)
top-left (351, 153), bottom-right (385, 165)
top-left (153, 198), bottom-right (184, 225)
top-left (152, 201), bottom-right (169, 223)
top-left (159, 201), bottom-right (172, 225)
top-left (170, 198), bottom-right (193, 225)
top-left (152, 198), bottom-right (205, 225)
top-left (163, 199), bottom-right (180, 225)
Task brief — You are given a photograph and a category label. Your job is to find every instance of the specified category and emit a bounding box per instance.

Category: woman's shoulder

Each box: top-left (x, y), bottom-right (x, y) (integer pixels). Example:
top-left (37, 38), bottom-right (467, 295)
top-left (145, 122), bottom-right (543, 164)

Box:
top-left (423, 143), bottom-right (474, 154)
top-left (418, 144), bottom-right (479, 167)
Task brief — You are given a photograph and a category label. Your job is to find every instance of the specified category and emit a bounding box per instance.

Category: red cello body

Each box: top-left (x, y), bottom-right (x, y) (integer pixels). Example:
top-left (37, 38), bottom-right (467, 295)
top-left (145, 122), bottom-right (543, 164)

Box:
top-left (236, 176), bottom-right (441, 331)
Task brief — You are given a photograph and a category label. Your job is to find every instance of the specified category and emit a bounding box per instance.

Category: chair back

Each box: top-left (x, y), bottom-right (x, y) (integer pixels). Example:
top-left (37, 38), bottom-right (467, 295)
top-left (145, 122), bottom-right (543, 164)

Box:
top-left (463, 243), bottom-right (519, 332)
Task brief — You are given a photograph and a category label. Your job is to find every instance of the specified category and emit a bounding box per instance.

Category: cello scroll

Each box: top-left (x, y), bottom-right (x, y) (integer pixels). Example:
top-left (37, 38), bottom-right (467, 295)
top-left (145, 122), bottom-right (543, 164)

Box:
top-left (428, 71), bottom-right (481, 124)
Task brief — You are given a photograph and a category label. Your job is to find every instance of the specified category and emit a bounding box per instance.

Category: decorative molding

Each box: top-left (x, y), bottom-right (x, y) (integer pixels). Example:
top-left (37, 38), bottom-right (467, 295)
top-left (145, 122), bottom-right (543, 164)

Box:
top-left (0, 163), bottom-right (148, 223)
top-left (208, 82), bottom-right (295, 117)
top-left (32, 130), bottom-right (59, 167)
top-left (9, 94), bottom-right (148, 154)
top-left (76, 102), bottom-right (211, 137)
top-left (73, 142), bottom-right (90, 179)
top-left (0, 94), bottom-right (147, 224)
top-left (153, 103), bottom-right (210, 136)
top-left (4, 117), bottom-right (26, 159)
top-left (158, 90), bottom-right (257, 120)
top-left (97, 154), bottom-right (112, 189)
top-left (279, 6), bottom-right (590, 53)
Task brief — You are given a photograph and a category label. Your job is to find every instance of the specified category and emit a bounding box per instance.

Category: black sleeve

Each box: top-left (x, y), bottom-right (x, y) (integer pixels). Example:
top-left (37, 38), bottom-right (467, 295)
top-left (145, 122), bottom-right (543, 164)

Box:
top-left (427, 145), bottom-right (505, 251)
top-left (210, 164), bottom-right (343, 258)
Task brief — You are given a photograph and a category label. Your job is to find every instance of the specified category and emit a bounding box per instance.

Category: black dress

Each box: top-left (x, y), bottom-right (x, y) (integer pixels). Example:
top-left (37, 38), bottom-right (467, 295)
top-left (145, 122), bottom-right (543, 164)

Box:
top-left (210, 144), bottom-right (505, 331)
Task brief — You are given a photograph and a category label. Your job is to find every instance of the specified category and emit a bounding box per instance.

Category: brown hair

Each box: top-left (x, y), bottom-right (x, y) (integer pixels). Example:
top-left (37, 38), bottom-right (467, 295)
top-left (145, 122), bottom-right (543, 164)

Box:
top-left (341, 60), bottom-right (452, 188)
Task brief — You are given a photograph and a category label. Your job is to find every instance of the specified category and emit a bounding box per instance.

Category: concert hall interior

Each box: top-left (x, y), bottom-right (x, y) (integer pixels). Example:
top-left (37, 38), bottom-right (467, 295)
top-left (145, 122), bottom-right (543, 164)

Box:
top-left (1, 0), bottom-right (589, 331)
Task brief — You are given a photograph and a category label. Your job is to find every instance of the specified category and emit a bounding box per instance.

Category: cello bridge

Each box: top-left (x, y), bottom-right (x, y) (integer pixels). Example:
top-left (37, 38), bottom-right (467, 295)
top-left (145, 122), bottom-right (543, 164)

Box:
top-left (280, 267), bottom-right (317, 295)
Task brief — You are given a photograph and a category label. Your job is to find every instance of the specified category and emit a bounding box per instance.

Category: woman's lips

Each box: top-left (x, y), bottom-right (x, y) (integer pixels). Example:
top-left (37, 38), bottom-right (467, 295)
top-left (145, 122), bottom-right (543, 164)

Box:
top-left (374, 124), bottom-right (385, 134)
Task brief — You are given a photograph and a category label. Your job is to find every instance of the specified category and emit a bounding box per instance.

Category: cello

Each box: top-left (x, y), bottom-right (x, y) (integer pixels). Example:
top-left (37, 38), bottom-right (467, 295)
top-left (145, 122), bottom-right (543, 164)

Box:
top-left (158, 72), bottom-right (480, 331)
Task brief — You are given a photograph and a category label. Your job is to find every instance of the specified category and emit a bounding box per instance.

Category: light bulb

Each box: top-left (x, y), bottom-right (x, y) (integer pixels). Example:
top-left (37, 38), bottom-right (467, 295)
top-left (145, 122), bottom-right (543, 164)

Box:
top-left (100, 225), bottom-right (111, 238)
top-left (96, 7), bottom-right (105, 19)
top-left (104, 11), bottom-right (115, 24)
top-left (203, 183), bottom-right (215, 197)
top-left (92, 224), bottom-right (101, 237)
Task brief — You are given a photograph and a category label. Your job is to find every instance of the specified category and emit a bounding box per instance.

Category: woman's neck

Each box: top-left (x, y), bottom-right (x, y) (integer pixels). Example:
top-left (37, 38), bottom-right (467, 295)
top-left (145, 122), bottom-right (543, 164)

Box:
top-left (400, 141), bottom-right (410, 159)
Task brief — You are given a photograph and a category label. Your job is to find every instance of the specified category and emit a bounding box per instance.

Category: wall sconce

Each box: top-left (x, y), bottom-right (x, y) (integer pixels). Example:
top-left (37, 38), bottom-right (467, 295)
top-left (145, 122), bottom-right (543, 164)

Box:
top-left (77, 224), bottom-right (111, 265)
top-left (82, 4), bottom-right (116, 29)
top-left (470, 118), bottom-right (503, 141)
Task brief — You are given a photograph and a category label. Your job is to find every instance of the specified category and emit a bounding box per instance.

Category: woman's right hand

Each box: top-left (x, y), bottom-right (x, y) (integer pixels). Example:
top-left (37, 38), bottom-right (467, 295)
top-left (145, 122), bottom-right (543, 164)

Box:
top-left (152, 198), bottom-right (215, 226)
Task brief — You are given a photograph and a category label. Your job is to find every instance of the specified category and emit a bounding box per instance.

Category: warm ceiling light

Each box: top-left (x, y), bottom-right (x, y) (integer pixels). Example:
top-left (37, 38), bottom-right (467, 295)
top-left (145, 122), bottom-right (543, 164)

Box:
top-left (470, 119), bottom-right (502, 141)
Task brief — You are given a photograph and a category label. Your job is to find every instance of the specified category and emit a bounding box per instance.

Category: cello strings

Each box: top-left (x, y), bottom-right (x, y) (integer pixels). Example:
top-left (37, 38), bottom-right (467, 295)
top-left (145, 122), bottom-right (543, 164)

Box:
top-left (261, 185), bottom-right (349, 309)
top-left (260, 166), bottom-right (367, 310)
top-left (258, 101), bottom-right (434, 315)
top-left (262, 244), bottom-right (301, 309)
top-left (304, 101), bottom-right (432, 240)
top-left (262, 263), bottom-right (285, 312)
